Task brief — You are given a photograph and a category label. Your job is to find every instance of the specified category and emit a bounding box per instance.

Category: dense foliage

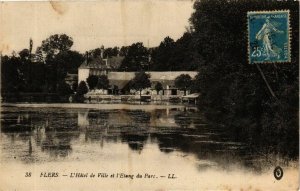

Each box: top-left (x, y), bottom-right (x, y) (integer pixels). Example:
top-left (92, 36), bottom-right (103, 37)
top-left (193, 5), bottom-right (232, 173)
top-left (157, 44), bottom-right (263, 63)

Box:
top-left (130, 72), bottom-right (151, 96)
top-left (86, 75), bottom-right (98, 90)
top-left (96, 75), bottom-right (110, 90)
top-left (190, 0), bottom-right (298, 158)
top-left (151, 34), bottom-right (200, 71)
top-left (57, 81), bottom-right (73, 96)
top-left (119, 42), bottom-right (149, 71)
top-left (174, 74), bottom-right (192, 95)
top-left (1, 34), bottom-right (84, 95)
top-left (154, 82), bottom-right (163, 94)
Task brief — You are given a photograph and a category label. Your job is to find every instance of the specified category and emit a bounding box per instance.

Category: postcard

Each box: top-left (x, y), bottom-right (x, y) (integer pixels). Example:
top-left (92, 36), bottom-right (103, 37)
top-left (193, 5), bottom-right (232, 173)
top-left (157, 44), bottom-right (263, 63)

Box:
top-left (0, 0), bottom-right (299, 190)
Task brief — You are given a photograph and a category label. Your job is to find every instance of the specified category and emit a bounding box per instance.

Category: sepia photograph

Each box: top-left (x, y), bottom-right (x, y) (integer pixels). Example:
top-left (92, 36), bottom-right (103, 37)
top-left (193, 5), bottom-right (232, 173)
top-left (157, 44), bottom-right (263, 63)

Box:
top-left (0, 0), bottom-right (299, 190)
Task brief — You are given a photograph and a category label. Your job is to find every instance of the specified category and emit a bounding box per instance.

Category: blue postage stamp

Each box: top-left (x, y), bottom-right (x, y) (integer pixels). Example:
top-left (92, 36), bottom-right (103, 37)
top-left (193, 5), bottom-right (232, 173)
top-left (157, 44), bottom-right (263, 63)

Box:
top-left (247, 10), bottom-right (290, 64)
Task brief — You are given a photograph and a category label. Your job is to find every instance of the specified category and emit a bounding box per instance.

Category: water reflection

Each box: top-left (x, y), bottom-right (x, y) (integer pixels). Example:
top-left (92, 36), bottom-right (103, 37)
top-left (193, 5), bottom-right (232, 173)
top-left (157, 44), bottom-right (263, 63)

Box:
top-left (0, 105), bottom-right (298, 173)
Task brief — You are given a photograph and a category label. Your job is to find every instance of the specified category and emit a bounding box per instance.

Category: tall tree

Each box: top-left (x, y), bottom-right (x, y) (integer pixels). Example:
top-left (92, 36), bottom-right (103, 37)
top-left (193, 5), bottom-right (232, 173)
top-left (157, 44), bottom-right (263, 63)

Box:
top-left (175, 74), bottom-right (192, 95)
top-left (104, 47), bottom-right (119, 58)
top-left (167, 32), bottom-right (200, 71)
top-left (86, 75), bottom-right (98, 90)
top-left (41, 34), bottom-right (73, 59)
top-left (39, 34), bottom-right (74, 92)
top-left (55, 50), bottom-right (84, 74)
top-left (77, 81), bottom-right (88, 95)
top-left (151, 36), bottom-right (175, 71)
top-left (151, 34), bottom-right (200, 71)
top-left (131, 72), bottom-right (151, 97)
top-left (57, 81), bottom-right (73, 96)
top-left (190, 0), bottom-right (299, 136)
top-left (1, 55), bottom-right (24, 93)
top-left (35, 47), bottom-right (45, 63)
top-left (119, 42), bottom-right (149, 71)
top-left (19, 49), bottom-right (30, 60)
top-left (119, 46), bottom-right (129, 57)
top-left (97, 75), bottom-right (110, 90)
top-left (75, 81), bottom-right (88, 102)
top-left (155, 82), bottom-right (163, 95)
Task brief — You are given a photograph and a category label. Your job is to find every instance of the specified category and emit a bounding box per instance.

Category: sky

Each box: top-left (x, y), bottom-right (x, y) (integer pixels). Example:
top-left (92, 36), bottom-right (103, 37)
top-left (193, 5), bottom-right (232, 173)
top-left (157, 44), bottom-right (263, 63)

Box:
top-left (0, 0), bottom-right (195, 55)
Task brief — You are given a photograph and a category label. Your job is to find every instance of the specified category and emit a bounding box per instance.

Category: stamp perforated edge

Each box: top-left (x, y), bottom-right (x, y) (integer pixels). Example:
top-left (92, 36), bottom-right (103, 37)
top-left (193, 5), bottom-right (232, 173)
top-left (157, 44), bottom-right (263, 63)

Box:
top-left (247, 10), bottom-right (291, 64)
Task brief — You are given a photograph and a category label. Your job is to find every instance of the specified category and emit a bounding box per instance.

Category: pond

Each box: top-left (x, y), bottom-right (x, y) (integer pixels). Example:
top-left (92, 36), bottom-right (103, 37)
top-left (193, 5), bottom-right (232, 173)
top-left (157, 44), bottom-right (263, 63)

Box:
top-left (0, 103), bottom-right (298, 190)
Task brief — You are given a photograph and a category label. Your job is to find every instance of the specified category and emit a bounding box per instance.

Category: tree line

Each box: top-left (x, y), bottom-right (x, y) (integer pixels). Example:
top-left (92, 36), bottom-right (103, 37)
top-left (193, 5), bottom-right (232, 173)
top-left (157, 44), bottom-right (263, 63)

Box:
top-left (189, 0), bottom-right (298, 159)
top-left (1, 31), bottom-right (199, 96)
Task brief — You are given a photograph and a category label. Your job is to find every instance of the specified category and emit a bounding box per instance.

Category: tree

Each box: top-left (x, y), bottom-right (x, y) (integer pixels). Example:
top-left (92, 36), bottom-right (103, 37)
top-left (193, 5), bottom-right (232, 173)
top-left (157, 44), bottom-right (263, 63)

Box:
top-left (151, 34), bottom-right (200, 71)
top-left (90, 48), bottom-right (102, 58)
top-left (155, 82), bottom-right (163, 95)
top-left (41, 34), bottom-right (73, 59)
top-left (151, 36), bottom-right (175, 71)
top-left (38, 34), bottom-right (74, 92)
top-left (72, 82), bottom-right (78, 93)
top-left (1, 55), bottom-right (24, 93)
top-left (18, 49), bottom-right (32, 88)
top-left (189, 0), bottom-right (299, 159)
top-left (35, 47), bottom-right (45, 63)
top-left (119, 46), bottom-right (129, 57)
top-left (175, 74), bottom-right (192, 95)
top-left (97, 75), bottom-right (110, 90)
top-left (131, 72), bottom-right (151, 97)
top-left (167, 32), bottom-right (200, 71)
top-left (77, 81), bottom-right (88, 95)
top-left (112, 85), bottom-right (119, 95)
top-left (74, 81), bottom-right (88, 102)
top-left (19, 49), bottom-right (30, 60)
top-left (104, 47), bottom-right (119, 58)
top-left (119, 42), bottom-right (149, 71)
top-left (57, 81), bottom-right (73, 96)
top-left (55, 50), bottom-right (84, 74)
top-left (86, 75), bottom-right (98, 90)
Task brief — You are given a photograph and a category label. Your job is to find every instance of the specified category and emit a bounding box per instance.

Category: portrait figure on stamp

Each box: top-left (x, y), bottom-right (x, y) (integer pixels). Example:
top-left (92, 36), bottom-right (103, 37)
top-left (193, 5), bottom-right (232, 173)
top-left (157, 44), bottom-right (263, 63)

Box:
top-left (255, 18), bottom-right (283, 60)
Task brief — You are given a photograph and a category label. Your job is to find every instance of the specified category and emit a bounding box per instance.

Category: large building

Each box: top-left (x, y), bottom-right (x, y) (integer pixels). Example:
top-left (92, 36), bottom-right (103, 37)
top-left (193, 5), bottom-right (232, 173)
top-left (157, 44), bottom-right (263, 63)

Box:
top-left (78, 53), bottom-right (198, 96)
top-left (106, 71), bottom-right (197, 96)
top-left (78, 55), bottom-right (124, 82)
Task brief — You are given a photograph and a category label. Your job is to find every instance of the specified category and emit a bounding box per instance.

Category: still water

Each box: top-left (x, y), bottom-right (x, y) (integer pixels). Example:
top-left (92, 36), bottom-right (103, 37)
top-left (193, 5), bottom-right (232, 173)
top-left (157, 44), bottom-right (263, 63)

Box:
top-left (0, 104), bottom-right (298, 190)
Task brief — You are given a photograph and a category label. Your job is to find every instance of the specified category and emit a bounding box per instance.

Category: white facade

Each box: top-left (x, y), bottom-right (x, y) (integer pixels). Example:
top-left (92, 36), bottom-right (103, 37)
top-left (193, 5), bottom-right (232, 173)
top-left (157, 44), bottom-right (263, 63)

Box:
top-left (78, 67), bottom-right (198, 96)
top-left (78, 68), bottom-right (90, 84)
top-left (78, 69), bottom-right (198, 84)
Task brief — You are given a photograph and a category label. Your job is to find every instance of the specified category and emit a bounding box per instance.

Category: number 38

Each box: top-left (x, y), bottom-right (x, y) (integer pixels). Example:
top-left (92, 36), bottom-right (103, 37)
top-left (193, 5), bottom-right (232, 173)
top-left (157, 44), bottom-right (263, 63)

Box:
top-left (25, 172), bottom-right (31, 177)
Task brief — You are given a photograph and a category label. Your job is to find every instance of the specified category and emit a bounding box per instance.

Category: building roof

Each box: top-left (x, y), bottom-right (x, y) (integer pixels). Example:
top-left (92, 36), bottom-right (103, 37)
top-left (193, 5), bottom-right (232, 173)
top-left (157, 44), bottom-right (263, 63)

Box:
top-left (107, 71), bottom-right (198, 81)
top-left (79, 56), bottom-right (124, 70)
top-left (109, 79), bottom-right (130, 90)
top-left (79, 57), bottom-right (108, 69)
top-left (151, 80), bottom-right (175, 88)
top-left (107, 56), bottom-right (124, 69)
top-left (107, 71), bottom-right (198, 90)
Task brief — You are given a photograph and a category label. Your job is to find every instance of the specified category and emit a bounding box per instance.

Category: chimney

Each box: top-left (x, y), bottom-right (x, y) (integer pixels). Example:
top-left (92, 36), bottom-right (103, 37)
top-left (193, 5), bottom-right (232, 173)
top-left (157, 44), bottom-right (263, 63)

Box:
top-left (86, 51), bottom-right (89, 65)
top-left (100, 45), bottom-right (104, 59)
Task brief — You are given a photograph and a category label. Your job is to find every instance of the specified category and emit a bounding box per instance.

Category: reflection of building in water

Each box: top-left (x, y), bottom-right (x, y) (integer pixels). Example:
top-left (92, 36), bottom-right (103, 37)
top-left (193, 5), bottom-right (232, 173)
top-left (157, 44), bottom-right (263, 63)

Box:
top-left (78, 111), bottom-right (89, 127)
top-left (77, 108), bottom-right (183, 128)
top-left (1, 106), bottom-right (297, 173)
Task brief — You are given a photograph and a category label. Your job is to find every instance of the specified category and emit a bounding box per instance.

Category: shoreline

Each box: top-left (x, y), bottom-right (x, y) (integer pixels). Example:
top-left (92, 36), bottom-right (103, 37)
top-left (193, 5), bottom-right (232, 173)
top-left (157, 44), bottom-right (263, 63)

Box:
top-left (0, 103), bottom-right (198, 111)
